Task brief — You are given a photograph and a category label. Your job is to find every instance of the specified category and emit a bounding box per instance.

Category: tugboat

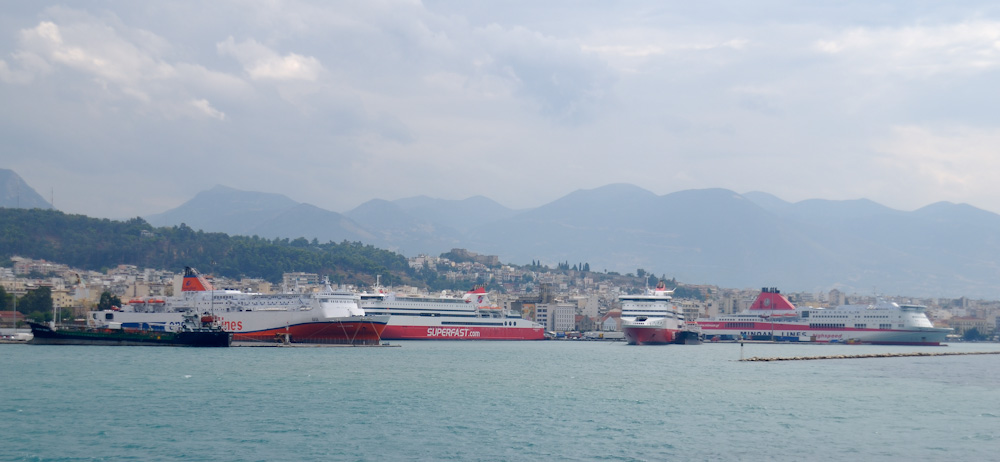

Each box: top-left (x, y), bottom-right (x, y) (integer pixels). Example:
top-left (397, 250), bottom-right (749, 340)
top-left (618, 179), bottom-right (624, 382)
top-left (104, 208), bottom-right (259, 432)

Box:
top-left (28, 312), bottom-right (232, 347)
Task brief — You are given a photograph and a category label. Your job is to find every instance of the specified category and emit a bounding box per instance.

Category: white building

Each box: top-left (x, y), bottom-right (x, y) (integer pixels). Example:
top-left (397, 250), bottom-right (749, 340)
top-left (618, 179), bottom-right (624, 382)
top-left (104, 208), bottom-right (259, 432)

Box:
top-left (536, 303), bottom-right (577, 332)
top-left (570, 295), bottom-right (600, 318)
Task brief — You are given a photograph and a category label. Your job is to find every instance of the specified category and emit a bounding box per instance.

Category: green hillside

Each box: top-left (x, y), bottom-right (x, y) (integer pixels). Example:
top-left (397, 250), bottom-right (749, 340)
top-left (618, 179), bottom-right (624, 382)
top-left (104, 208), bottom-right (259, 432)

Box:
top-left (0, 208), bottom-right (414, 286)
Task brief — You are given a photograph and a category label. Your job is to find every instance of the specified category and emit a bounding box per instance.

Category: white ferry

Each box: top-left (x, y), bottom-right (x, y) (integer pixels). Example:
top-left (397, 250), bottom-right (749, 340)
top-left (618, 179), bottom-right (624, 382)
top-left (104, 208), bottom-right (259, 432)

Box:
top-left (696, 287), bottom-right (952, 345)
top-left (358, 284), bottom-right (545, 340)
top-left (620, 281), bottom-right (701, 345)
top-left (88, 267), bottom-right (387, 344)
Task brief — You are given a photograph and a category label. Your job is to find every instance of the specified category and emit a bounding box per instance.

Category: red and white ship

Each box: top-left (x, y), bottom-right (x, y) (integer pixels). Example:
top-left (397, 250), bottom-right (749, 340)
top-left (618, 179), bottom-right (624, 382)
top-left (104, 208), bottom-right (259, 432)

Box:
top-left (696, 287), bottom-right (952, 345)
top-left (358, 285), bottom-right (545, 340)
top-left (620, 281), bottom-right (701, 345)
top-left (88, 267), bottom-right (388, 344)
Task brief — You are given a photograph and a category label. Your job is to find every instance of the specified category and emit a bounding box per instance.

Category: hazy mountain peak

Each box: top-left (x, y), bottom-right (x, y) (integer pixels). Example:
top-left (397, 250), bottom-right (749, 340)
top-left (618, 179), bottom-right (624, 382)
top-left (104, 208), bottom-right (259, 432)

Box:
top-left (545, 183), bottom-right (656, 208)
top-left (391, 194), bottom-right (517, 233)
top-left (0, 169), bottom-right (52, 210)
top-left (145, 184), bottom-right (301, 231)
top-left (914, 201), bottom-right (1000, 226)
top-left (742, 191), bottom-right (791, 213)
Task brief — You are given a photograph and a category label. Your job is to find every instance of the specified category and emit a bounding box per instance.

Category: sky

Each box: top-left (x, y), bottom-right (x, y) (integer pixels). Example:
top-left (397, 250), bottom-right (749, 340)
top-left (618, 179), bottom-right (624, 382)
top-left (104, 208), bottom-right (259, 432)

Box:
top-left (3, 1), bottom-right (1000, 219)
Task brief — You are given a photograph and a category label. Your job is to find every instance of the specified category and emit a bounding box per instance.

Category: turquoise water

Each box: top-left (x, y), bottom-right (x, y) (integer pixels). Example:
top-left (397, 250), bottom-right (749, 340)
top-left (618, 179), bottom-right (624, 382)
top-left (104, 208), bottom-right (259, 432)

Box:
top-left (2, 341), bottom-right (999, 461)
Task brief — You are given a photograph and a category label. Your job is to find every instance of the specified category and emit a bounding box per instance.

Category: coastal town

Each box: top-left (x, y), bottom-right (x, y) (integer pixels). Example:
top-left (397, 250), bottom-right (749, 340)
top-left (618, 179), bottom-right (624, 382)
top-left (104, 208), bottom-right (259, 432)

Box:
top-left (1, 252), bottom-right (997, 341)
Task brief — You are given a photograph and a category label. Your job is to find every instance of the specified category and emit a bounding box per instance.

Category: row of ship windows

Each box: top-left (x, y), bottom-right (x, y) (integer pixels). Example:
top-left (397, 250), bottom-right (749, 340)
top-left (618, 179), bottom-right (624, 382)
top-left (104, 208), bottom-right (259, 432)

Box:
top-left (722, 322), bottom-right (899, 329)
top-left (441, 321), bottom-right (514, 327)
top-left (375, 312), bottom-right (487, 318)
top-left (809, 314), bottom-right (897, 318)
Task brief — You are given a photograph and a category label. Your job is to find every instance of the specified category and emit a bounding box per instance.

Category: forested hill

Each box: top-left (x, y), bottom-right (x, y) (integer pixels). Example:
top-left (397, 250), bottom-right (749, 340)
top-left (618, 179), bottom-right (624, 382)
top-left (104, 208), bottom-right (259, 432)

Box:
top-left (0, 208), bottom-right (415, 286)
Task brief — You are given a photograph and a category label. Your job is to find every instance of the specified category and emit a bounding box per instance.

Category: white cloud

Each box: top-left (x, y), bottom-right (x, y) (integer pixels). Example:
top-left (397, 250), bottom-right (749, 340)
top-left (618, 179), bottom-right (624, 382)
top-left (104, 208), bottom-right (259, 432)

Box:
top-left (190, 98), bottom-right (226, 120)
top-left (5, 1), bottom-right (1000, 219)
top-left (19, 21), bottom-right (175, 87)
top-left (470, 24), bottom-right (615, 122)
top-left (216, 37), bottom-right (323, 81)
top-left (815, 21), bottom-right (1000, 76)
top-left (2, 13), bottom-right (241, 121)
top-left (874, 125), bottom-right (1000, 203)
top-left (581, 44), bottom-right (666, 58)
top-left (583, 37), bottom-right (748, 57)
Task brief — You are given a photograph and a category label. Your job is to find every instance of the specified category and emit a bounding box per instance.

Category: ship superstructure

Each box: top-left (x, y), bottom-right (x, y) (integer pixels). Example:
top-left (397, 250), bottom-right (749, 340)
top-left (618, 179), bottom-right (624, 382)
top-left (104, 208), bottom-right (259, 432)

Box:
top-left (358, 285), bottom-right (545, 340)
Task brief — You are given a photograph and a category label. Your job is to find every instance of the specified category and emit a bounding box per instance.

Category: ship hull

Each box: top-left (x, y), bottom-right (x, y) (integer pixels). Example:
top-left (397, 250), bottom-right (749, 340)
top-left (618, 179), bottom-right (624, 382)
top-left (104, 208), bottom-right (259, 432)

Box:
top-left (381, 322), bottom-right (545, 340)
top-left (28, 322), bottom-right (231, 347)
top-left (232, 319), bottom-right (387, 344)
top-left (696, 321), bottom-right (950, 346)
top-left (623, 325), bottom-right (681, 345)
top-left (90, 311), bottom-right (388, 345)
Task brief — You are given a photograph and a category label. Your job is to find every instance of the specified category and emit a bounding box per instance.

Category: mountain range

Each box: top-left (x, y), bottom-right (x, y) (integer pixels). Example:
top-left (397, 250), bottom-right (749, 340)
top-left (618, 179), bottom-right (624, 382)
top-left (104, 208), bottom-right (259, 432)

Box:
top-left (3, 169), bottom-right (999, 299)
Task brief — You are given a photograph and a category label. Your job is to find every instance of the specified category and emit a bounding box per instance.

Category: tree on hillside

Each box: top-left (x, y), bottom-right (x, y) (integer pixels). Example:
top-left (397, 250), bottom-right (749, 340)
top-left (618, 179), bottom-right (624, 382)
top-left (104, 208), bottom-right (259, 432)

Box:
top-left (17, 287), bottom-right (53, 321)
top-left (0, 208), bottom-right (417, 288)
top-left (97, 291), bottom-right (122, 311)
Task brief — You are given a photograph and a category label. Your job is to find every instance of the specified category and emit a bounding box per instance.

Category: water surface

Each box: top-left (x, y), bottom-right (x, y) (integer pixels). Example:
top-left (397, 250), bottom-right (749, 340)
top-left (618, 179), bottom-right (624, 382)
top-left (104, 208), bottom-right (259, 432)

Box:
top-left (2, 341), bottom-right (998, 461)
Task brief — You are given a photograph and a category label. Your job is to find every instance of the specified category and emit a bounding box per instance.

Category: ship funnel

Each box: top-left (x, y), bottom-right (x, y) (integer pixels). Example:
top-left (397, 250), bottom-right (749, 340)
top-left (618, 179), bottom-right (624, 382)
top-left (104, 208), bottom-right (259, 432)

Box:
top-left (749, 288), bottom-right (796, 311)
top-left (181, 267), bottom-right (215, 292)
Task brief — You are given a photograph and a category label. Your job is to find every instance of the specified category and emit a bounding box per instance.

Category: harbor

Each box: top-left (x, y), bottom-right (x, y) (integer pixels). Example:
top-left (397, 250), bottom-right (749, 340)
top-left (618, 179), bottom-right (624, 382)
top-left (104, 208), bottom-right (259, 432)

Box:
top-left (4, 340), bottom-right (999, 461)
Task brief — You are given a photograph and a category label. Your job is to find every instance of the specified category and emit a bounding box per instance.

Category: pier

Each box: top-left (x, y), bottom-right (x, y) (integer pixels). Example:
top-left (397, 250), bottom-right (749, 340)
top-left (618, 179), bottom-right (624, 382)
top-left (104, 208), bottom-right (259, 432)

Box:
top-left (741, 351), bottom-right (1000, 361)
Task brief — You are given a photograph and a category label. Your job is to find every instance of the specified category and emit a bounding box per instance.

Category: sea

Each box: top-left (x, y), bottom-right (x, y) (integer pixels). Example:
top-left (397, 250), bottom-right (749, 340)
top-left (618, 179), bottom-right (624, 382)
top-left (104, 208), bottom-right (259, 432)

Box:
top-left (2, 340), bottom-right (999, 461)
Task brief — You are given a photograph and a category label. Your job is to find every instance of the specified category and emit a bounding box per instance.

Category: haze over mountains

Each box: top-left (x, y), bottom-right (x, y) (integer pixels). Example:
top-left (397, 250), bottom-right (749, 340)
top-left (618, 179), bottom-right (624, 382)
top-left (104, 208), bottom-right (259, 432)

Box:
top-left (138, 185), bottom-right (1000, 300)
top-left (3, 169), bottom-right (999, 299)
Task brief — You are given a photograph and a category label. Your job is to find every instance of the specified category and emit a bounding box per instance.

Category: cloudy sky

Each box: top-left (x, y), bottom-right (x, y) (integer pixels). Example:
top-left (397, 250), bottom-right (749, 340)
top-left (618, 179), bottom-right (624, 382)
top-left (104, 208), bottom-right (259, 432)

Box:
top-left (3, 1), bottom-right (1000, 219)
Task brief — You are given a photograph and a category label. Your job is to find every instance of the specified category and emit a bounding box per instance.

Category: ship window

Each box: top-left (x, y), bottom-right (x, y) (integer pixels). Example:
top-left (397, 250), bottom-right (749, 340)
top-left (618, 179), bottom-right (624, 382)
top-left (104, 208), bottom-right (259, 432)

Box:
top-left (105, 313), bottom-right (114, 320)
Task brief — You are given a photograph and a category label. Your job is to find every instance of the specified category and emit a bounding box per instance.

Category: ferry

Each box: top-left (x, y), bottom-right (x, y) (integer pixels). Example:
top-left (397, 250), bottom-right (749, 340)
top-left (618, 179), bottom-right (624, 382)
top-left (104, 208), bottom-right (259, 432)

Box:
top-left (358, 284), bottom-right (545, 340)
top-left (88, 267), bottom-right (388, 345)
top-left (620, 281), bottom-right (701, 345)
top-left (696, 287), bottom-right (953, 345)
